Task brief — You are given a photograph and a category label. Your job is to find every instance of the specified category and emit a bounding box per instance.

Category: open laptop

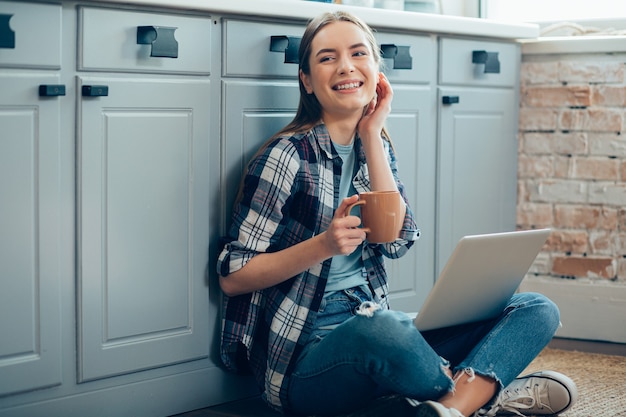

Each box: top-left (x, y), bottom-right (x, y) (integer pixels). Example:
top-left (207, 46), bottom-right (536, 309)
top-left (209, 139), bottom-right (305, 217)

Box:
top-left (413, 228), bottom-right (551, 331)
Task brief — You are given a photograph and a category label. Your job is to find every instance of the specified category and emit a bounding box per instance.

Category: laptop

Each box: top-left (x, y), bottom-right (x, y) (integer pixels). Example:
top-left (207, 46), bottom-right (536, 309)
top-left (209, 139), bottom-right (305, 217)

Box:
top-left (413, 228), bottom-right (551, 331)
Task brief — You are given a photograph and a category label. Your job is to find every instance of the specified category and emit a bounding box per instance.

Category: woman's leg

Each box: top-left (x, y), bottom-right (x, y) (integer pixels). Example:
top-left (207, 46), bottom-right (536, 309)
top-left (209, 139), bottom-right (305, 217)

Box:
top-left (287, 308), bottom-right (454, 416)
top-left (421, 292), bottom-right (561, 415)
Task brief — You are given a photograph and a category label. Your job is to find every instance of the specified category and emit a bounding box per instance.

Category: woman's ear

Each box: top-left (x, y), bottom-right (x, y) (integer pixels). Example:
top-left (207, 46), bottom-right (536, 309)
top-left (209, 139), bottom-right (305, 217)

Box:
top-left (300, 69), bottom-right (313, 95)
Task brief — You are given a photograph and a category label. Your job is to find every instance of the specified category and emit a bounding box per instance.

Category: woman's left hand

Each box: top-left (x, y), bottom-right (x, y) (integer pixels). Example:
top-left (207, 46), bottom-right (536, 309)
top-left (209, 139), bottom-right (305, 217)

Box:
top-left (358, 72), bottom-right (393, 141)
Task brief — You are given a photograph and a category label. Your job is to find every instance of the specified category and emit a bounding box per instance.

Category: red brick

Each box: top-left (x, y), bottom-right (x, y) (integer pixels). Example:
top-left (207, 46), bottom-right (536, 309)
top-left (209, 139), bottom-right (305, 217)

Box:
top-left (519, 108), bottom-right (558, 131)
top-left (546, 230), bottom-right (588, 253)
top-left (558, 61), bottom-right (625, 84)
top-left (589, 230), bottom-right (613, 254)
top-left (521, 62), bottom-right (559, 85)
top-left (559, 108), bottom-right (623, 132)
top-left (554, 205), bottom-right (618, 230)
top-left (518, 154), bottom-right (553, 178)
top-left (572, 157), bottom-right (619, 180)
top-left (552, 256), bottom-right (615, 279)
top-left (592, 85), bottom-right (626, 107)
top-left (517, 202), bottom-right (553, 228)
top-left (523, 85), bottom-right (591, 108)
top-left (523, 132), bottom-right (587, 155)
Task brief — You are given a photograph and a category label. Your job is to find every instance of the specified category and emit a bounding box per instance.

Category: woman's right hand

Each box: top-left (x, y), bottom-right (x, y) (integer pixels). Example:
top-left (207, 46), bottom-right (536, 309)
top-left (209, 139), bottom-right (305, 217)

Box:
top-left (323, 195), bottom-right (367, 256)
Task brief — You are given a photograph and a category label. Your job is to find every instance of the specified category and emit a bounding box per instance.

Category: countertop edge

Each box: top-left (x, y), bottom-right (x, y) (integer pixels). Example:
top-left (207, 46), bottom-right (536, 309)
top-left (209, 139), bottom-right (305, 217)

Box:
top-left (95, 0), bottom-right (540, 40)
top-left (521, 36), bottom-right (626, 55)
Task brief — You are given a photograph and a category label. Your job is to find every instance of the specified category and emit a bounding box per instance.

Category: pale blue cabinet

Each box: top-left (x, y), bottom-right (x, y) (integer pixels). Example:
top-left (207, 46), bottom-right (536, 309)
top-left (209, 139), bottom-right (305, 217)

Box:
top-left (436, 38), bottom-right (520, 273)
top-left (0, 1), bottom-right (63, 398)
top-left (77, 77), bottom-right (212, 381)
top-left (0, 3), bottom-right (256, 417)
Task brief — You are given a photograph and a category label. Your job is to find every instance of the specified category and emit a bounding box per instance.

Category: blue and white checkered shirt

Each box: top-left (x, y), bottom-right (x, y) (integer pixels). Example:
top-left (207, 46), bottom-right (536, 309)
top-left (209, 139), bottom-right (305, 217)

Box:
top-left (217, 123), bottom-right (420, 412)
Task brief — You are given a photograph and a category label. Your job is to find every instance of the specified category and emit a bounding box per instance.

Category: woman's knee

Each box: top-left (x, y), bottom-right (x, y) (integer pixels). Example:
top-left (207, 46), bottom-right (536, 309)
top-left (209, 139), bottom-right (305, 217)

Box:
top-left (349, 308), bottom-right (421, 351)
top-left (511, 292), bottom-right (561, 331)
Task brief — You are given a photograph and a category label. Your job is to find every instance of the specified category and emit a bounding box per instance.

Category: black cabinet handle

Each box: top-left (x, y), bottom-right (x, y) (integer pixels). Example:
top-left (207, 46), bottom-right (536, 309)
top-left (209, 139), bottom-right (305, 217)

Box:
top-left (0, 14), bottom-right (15, 49)
top-left (39, 85), bottom-right (66, 97)
top-left (442, 95), bottom-right (459, 105)
top-left (269, 35), bottom-right (301, 64)
top-left (380, 44), bottom-right (412, 70)
top-left (137, 26), bottom-right (178, 58)
top-left (472, 50), bottom-right (500, 74)
top-left (82, 85), bottom-right (109, 97)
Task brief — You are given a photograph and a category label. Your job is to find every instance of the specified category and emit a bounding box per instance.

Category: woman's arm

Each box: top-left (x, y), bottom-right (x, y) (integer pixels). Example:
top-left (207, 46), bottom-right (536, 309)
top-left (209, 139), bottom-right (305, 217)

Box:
top-left (219, 195), bottom-right (366, 297)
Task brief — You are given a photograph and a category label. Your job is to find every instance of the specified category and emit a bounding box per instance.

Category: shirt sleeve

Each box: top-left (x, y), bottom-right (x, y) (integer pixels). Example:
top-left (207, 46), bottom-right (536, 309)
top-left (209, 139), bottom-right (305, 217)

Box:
top-left (217, 139), bottom-right (300, 277)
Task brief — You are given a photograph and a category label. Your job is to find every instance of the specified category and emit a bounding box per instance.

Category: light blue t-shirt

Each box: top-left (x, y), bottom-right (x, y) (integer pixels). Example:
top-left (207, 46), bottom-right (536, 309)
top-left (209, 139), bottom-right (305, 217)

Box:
top-left (325, 140), bottom-right (367, 295)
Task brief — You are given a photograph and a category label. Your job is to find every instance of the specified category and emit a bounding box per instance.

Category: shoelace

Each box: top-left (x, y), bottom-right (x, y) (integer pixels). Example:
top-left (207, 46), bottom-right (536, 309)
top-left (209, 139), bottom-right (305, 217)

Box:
top-left (473, 383), bottom-right (555, 417)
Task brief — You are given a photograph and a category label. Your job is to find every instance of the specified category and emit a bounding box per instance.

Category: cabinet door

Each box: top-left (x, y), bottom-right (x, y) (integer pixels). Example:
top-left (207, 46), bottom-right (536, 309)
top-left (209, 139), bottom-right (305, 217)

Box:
top-left (0, 74), bottom-right (62, 395)
top-left (77, 77), bottom-right (211, 381)
top-left (385, 85), bottom-right (437, 313)
top-left (221, 80), bottom-right (300, 232)
top-left (437, 87), bottom-right (517, 273)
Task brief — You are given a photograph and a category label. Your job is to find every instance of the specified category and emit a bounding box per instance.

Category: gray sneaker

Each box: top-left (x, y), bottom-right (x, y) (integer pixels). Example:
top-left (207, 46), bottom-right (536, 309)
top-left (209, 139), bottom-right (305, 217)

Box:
top-left (474, 370), bottom-right (578, 416)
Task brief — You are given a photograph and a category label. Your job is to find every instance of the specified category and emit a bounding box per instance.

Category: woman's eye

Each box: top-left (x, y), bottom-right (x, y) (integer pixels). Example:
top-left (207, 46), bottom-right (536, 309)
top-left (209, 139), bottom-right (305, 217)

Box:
top-left (353, 50), bottom-right (368, 57)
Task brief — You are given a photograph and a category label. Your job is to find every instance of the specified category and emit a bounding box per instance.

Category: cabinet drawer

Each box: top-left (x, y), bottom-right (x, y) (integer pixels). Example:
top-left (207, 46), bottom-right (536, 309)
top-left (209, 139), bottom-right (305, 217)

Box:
top-left (0, 1), bottom-right (61, 69)
top-left (375, 31), bottom-right (435, 84)
top-left (78, 7), bottom-right (212, 74)
top-left (223, 19), bottom-right (304, 78)
top-left (439, 38), bottom-right (519, 87)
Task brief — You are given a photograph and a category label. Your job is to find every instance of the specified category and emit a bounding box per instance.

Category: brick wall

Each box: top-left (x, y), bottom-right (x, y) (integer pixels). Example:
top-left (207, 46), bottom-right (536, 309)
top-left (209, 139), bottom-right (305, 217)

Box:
top-left (518, 56), bottom-right (626, 283)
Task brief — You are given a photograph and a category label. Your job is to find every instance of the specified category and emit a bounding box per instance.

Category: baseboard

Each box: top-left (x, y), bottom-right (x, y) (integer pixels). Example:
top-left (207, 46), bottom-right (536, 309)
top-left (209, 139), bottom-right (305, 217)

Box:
top-left (549, 337), bottom-right (626, 357)
top-left (520, 276), bottom-right (626, 344)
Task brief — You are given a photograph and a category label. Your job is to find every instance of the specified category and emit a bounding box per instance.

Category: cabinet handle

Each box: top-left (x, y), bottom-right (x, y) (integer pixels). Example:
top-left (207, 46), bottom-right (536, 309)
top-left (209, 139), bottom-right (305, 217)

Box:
top-left (472, 50), bottom-right (500, 74)
top-left (82, 85), bottom-right (109, 97)
top-left (442, 95), bottom-right (459, 105)
top-left (269, 35), bottom-right (301, 64)
top-left (39, 84), bottom-right (66, 97)
top-left (380, 44), bottom-right (412, 70)
top-left (137, 26), bottom-right (179, 58)
top-left (0, 14), bottom-right (15, 49)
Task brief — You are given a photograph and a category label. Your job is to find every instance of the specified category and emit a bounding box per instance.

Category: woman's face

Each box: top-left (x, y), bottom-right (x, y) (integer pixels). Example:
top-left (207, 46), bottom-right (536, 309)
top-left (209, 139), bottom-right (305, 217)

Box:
top-left (300, 20), bottom-right (379, 121)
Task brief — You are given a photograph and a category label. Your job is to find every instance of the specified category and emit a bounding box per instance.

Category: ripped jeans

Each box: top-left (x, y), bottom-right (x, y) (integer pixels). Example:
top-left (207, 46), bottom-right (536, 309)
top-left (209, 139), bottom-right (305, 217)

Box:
top-left (285, 286), bottom-right (560, 416)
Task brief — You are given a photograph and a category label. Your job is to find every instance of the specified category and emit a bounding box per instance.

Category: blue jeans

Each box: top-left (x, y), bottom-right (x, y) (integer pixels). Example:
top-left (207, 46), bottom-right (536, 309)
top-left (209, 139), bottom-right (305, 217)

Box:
top-left (285, 287), bottom-right (560, 416)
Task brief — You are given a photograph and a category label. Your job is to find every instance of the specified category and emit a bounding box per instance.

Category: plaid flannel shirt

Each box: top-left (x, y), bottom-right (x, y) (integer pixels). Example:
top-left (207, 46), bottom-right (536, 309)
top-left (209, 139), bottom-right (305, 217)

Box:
top-left (217, 123), bottom-right (420, 412)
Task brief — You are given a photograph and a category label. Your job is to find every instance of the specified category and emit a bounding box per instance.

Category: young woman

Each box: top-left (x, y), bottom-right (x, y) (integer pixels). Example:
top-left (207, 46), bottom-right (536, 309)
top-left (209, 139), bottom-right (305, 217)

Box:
top-left (217, 10), bottom-right (576, 417)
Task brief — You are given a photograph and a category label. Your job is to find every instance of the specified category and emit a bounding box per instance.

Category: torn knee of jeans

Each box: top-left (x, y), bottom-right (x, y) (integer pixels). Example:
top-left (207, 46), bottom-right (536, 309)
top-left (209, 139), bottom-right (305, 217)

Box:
top-left (436, 358), bottom-right (456, 394)
top-left (355, 301), bottom-right (382, 317)
top-left (453, 366), bottom-right (503, 399)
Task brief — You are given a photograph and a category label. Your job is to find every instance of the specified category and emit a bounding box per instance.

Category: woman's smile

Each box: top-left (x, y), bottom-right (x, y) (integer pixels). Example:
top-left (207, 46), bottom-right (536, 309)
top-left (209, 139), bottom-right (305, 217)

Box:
top-left (300, 20), bottom-right (379, 118)
top-left (333, 80), bottom-right (364, 91)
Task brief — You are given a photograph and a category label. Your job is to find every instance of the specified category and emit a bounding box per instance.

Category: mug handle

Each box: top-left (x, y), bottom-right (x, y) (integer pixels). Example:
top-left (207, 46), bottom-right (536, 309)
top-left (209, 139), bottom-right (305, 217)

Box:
top-left (345, 200), bottom-right (370, 234)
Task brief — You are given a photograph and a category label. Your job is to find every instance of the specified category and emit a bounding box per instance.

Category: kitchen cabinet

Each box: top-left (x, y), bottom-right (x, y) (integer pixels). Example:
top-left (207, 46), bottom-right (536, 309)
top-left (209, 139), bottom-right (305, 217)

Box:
top-left (0, 3), bottom-right (255, 417)
top-left (76, 5), bottom-right (214, 383)
top-left (436, 37), bottom-right (520, 273)
top-left (0, 1), bottom-right (64, 397)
